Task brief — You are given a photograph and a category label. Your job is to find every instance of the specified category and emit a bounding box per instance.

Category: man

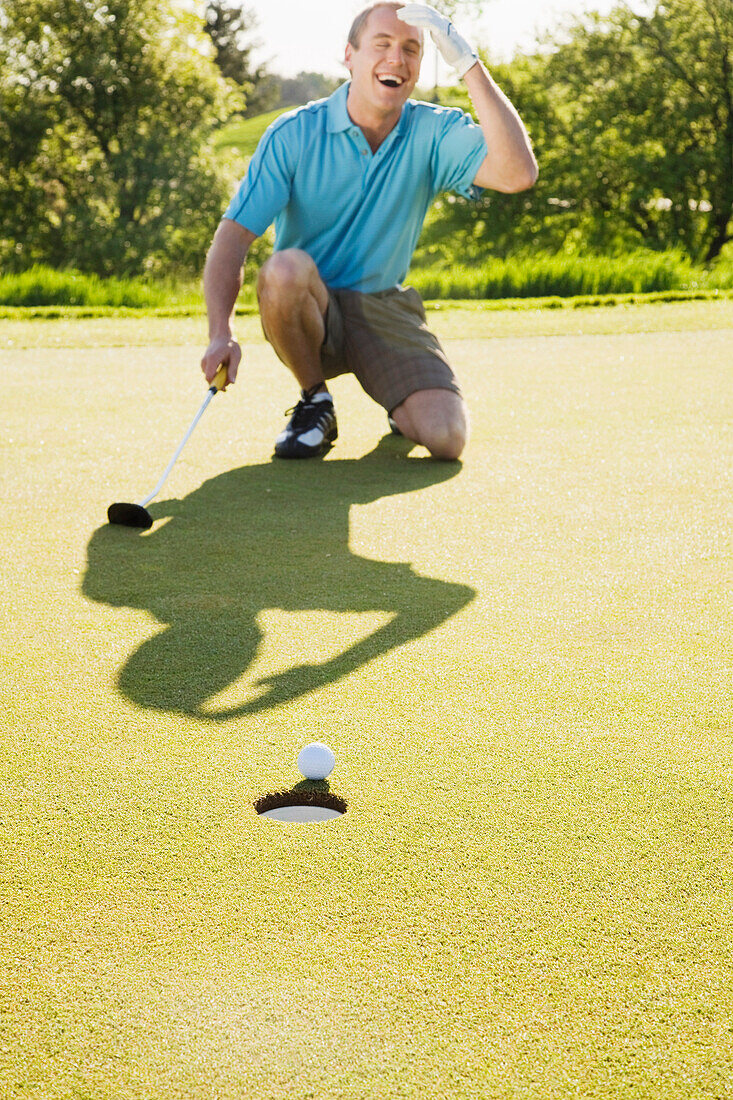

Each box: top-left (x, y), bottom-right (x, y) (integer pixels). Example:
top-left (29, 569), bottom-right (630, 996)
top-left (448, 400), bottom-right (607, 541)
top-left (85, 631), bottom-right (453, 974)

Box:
top-left (201, 2), bottom-right (537, 460)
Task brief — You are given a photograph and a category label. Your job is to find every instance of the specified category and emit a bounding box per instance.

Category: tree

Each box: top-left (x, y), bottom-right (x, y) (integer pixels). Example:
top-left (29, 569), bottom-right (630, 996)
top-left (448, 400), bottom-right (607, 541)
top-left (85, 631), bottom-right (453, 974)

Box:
top-left (631, 0), bottom-right (732, 261)
top-left (0, 45), bottom-right (55, 267)
top-left (0, 0), bottom-right (237, 275)
top-left (203, 1), bottom-right (279, 118)
top-left (275, 72), bottom-right (340, 110)
top-left (413, 0), bottom-right (733, 265)
top-left (541, 0), bottom-right (733, 261)
top-left (414, 58), bottom-right (571, 264)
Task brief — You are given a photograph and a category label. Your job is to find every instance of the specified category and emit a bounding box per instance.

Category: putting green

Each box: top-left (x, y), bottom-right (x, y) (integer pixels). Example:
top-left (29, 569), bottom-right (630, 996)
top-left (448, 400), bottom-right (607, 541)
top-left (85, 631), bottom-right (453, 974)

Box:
top-left (2, 301), bottom-right (731, 1099)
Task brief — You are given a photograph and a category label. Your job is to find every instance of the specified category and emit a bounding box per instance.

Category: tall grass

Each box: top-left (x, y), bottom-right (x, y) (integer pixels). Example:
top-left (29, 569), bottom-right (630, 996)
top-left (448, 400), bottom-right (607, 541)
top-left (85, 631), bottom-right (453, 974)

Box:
top-left (0, 266), bottom-right (201, 308)
top-left (408, 250), bottom-right (732, 299)
top-left (1, 254), bottom-right (731, 309)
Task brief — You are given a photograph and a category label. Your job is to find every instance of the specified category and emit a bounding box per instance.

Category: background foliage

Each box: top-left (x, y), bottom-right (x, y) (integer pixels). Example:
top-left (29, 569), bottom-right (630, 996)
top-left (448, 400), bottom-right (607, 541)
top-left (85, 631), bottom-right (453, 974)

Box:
top-left (417, 0), bottom-right (732, 268)
top-left (0, 0), bottom-right (237, 275)
top-left (203, 2), bottom-right (282, 117)
top-left (1, 0), bottom-right (731, 282)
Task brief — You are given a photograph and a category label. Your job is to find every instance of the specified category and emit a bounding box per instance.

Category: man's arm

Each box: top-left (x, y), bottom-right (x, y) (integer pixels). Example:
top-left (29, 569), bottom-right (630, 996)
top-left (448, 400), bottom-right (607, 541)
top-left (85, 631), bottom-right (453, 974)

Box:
top-left (397, 5), bottom-right (538, 193)
top-left (201, 218), bottom-right (257, 386)
top-left (463, 62), bottom-right (538, 193)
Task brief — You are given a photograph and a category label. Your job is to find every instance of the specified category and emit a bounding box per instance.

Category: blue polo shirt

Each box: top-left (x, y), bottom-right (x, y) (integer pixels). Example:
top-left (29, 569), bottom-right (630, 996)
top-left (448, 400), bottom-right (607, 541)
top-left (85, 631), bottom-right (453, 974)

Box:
top-left (224, 81), bottom-right (487, 293)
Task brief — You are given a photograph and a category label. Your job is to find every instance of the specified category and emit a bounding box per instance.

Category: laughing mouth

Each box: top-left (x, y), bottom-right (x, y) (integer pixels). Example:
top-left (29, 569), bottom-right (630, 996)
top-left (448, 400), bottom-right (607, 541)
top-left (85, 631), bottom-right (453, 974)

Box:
top-left (376, 74), bottom-right (405, 88)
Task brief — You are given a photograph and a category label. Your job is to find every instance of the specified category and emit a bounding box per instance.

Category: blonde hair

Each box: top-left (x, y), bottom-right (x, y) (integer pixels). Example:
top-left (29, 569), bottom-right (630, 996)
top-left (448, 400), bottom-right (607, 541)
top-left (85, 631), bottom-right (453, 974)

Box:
top-left (347, 3), bottom-right (422, 50)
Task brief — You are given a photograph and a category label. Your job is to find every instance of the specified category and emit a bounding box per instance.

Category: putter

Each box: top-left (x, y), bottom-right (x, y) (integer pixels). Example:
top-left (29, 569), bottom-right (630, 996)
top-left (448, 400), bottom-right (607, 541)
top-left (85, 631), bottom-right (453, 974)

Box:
top-left (107, 365), bottom-right (229, 530)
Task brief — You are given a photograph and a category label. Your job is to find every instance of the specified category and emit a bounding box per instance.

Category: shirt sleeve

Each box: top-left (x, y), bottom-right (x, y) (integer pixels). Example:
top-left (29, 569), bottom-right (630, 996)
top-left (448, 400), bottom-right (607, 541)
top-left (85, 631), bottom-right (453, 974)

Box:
top-left (430, 107), bottom-right (488, 201)
top-left (223, 119), bottom-right (296, 235)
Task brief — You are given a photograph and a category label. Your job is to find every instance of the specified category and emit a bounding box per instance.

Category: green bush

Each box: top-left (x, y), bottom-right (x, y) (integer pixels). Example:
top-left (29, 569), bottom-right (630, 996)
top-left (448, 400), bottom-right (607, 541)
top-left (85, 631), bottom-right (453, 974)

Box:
top-left (408, 251), bottom-right (708, 299)
top-left (703, 254), bottom-right (733, 289)
top-left (0, 0), bottom-right (236, 278)
top-left (0, 266), bottom-right (189, 307)
top-left (3, 252), bottom-right (730, 309)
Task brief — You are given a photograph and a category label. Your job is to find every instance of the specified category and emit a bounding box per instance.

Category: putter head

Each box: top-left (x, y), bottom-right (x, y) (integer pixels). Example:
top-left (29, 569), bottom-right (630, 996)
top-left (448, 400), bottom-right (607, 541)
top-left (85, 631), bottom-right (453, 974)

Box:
top-left (107, 502), bottom-right (153, 529)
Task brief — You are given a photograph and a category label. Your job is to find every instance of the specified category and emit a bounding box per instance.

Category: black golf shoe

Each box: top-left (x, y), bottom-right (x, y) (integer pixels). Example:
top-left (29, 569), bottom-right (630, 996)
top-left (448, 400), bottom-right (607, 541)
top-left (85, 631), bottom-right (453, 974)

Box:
top-left (387, 414), bottom-right (403, 436)
top-left (274, 386), bottom-right (338, 459)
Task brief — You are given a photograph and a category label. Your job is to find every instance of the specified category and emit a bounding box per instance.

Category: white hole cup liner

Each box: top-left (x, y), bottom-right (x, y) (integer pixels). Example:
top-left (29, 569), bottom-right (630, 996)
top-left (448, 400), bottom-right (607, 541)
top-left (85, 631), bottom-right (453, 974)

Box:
top-left (262, 804), bottom-right (344, 823)
top-left (255, 788), bottom-right (347, 824)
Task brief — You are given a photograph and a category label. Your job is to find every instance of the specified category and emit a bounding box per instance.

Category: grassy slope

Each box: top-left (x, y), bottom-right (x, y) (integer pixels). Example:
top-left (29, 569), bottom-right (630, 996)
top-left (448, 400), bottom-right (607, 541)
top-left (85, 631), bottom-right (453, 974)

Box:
top-left (212, 108), bottom-right (296, 156)
top-left (1, 301), bottom-right (731, 1098)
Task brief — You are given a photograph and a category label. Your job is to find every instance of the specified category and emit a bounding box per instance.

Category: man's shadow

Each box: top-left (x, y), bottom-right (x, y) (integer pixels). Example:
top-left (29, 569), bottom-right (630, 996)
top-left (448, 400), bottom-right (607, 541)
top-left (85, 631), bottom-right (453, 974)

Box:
top-left (83, 436), bottom-right (476, 718)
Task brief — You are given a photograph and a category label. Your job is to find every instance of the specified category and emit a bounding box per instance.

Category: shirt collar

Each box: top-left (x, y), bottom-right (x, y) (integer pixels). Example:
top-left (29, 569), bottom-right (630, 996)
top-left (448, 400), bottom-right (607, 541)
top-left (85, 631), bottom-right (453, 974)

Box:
top-left (326, 80), bottom-right (410, 139)
top-left (327, 82), bottom-right (356, 133)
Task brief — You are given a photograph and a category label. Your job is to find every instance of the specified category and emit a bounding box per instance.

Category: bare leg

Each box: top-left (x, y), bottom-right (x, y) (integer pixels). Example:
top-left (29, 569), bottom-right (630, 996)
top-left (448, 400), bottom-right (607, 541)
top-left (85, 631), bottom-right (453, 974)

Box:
top-left (390, 389), bottom-right (469, 460)
top-left (256, 249), bottom-right (330, 392)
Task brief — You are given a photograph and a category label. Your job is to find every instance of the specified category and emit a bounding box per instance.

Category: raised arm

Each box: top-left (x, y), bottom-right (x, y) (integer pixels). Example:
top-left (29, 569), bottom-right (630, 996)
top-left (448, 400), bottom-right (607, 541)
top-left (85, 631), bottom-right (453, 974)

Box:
top-left (462, 62), bottom-right (538, 193)
top-left (397, 4), bottom-right (538, 193)
top-left (201, 218), bottom-right (257, 386)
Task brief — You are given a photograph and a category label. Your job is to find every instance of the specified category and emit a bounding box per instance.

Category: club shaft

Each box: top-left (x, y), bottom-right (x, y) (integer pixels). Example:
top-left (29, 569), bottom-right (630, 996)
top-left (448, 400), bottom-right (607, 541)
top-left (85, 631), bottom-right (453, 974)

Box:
top-left (139, 386), bottom-right (217, 507)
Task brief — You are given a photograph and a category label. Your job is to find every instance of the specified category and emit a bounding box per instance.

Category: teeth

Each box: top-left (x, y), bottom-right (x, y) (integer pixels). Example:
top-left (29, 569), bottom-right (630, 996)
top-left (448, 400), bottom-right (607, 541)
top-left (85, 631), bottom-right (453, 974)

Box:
top-left (377, 75), bottom-right (404, 86)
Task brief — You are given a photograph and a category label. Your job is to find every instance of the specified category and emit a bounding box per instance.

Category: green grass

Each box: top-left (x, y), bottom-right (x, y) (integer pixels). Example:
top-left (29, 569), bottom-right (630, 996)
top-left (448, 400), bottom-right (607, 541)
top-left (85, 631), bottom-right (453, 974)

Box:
top-left (1, 297), bottom-right (731, 350)
top-left (0, 264), bottom-right (203, 309)
top-left (212, 108), bottom-right (295, 156)
top-left (2, 302), bottom-right (732, 1098)
top-left (410, 250), bottom-right (733, 299)
top-left (4, 254), bottom-right (732, 312)
top-left (2, 287), bottom-right (731, 321)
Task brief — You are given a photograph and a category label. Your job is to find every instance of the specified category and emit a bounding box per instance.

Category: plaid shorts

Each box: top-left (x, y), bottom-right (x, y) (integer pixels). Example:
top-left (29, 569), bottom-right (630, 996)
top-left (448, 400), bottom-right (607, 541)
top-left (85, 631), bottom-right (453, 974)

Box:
top-left (319, 284), bottom-right (461, 414)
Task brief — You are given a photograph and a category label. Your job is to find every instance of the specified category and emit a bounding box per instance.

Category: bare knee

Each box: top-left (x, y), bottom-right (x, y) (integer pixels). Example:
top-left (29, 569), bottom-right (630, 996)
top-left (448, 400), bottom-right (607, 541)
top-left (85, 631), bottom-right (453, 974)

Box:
top-left (391, 390), bottom-right (468, 460)
top-left (257, 250), bottom-right (326, 310)
top-left (423, 422), bottom-right (467, 460)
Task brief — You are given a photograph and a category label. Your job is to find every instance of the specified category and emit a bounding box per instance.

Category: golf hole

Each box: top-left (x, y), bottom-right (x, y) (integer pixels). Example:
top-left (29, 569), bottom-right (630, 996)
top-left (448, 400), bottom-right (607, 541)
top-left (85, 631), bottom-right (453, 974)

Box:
top-left (255, 788), bottom-right (347, 824)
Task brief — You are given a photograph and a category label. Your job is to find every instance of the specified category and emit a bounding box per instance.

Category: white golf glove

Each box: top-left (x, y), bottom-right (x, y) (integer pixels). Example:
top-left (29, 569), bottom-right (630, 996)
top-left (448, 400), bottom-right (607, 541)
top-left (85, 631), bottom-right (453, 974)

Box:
top-left (397, 4), bottom-right (478, 78)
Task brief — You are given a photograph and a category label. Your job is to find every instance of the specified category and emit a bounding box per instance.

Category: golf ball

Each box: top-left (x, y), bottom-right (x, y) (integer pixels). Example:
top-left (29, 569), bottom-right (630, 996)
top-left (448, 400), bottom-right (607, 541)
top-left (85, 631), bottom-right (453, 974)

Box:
top-left (297, 741), bottom-right (336, 780)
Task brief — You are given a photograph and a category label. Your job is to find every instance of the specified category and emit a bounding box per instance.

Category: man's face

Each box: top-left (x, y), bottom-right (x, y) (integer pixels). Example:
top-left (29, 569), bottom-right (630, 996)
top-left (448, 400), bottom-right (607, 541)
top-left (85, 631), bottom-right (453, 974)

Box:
top-left (344, 6), bottom-right (423, 112)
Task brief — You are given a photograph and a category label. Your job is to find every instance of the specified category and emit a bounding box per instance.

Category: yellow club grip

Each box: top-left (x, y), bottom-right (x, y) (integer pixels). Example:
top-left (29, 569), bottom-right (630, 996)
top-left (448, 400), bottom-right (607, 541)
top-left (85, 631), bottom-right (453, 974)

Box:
top-left (211, 365), bottom-right (229, 392)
